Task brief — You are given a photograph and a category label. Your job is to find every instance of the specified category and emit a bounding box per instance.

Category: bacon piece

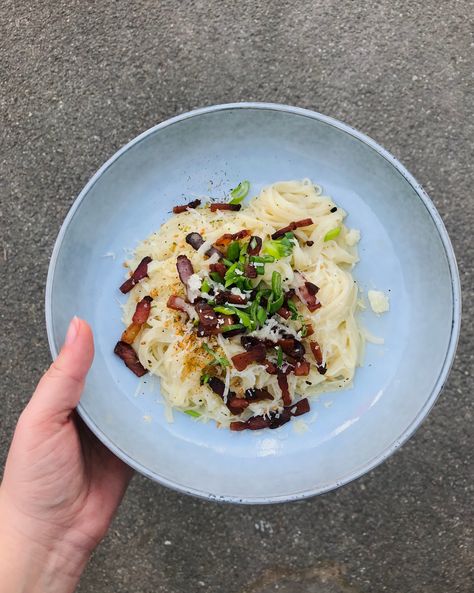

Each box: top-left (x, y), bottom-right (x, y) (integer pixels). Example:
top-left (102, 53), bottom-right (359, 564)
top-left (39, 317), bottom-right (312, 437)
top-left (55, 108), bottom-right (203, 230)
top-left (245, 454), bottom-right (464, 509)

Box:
top-left (269, 408), bottom-right (292, 429)
top-left (310, 341), bottom-right (327, 374)
top-left (245, 388), bottom-right (273, 402)
top-left (210, 262), bottom-right (227, 278)
top-left (231, 344), bottom-right (266, 371)
top-left (119, 256), bottom-right (152, 294)
top-left (185, 232), bottom-right (205, 250)
top-left (289, 398), bottom-right (310, 416)
top-left (194, 302), bottom-right (218, 328)
top-left (132, 296), bottom-right (153, 324)
top-left (197, 314), bottom-right (238, 337)
top-left (167, 295), bottom-right (188, 312)
top-left (207, 377), bottom-right (248, 415)
top-left (293, 360), bottom-right (310, 376)
top-left (271, 218), bottom-right (314, 239)
top-left (230, 421), bottom-right (248, 431)
top-left (210, 203), bottom-right (241, 212)
top-left (276, 306), bottom-right (291, 320)
top-left (121, 322), bottom-right (141, 345)
top-left (172, 199), bottom-right (201, 214)
top-left (278, 338), bottom-right (305, 360)
top-left (294, 272), bottom-right (321, 312)
top-left (176, 255), bottom-right (194, 286)
top-left (241, 335), bottom-right (261, 351)
top-left (208, 377), bottom-right (225, 397)
top-left (214, 229), bottom-right (250, 248)
top-left (304, 323), bottom-right (315, 337)
top-left (185, 232), bottom-right (223, 259)
top-left (244, 264), bottom-right (257, 278)
top-left (277, 373), bottom-right (292, 406)
top-left (247, 236), bottom-right (262, 256)
top-left (227, 396), bottom-right (250, 415)
top-left (247, 416), bottom-right (271, 430)
top-left (214, 291), bottom-right (248, 305)
top-left (114, 341), bottom-right (147, 377)
top-left (264, 360), bottom-right (278, 375)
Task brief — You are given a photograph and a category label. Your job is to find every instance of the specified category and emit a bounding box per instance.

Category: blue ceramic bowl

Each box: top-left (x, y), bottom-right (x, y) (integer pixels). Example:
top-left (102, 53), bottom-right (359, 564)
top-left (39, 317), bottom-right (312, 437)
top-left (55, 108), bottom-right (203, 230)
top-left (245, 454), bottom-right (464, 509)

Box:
top-left (46, 104), bottom-right (461, 503)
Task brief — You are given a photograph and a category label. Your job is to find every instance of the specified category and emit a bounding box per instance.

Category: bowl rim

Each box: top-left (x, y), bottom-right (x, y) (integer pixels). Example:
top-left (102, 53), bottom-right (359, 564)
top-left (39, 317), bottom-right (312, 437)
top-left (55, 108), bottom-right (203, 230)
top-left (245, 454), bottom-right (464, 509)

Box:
top-left (45, 102), bottom-right (462, 504)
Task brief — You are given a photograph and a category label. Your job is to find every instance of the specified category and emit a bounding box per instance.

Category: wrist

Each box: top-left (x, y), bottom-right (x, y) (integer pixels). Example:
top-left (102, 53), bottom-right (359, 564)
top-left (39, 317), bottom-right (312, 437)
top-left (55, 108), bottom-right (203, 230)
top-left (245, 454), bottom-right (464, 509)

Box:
top-left (0, 490), bottom-right (91, 593)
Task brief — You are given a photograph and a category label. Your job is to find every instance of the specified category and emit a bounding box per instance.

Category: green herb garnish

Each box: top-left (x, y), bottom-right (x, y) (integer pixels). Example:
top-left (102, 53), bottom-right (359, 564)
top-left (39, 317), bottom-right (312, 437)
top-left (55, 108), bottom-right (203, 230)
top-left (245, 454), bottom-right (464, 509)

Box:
top-left (262, 233), bottom-right (295, 259)
top-left (276, 345), bottom-right (283, 367)
top-left (256, 305), bottom-right (267, 326)
top-left (202, 343), bottom-right (230, 368)
top-left (226, 241), bottom-right (241, 262)
top-left (287, 300), bottom-right (299, 320)
top-left (200, 373), bottom-right (211, 384)
top-left (324, 227), bottom-right (341, 242)
top-left (213, 305), bottom-right (235, 315)
top-left (209, 271), bottom-right (224, 284)
top-left (271, 271), bottom-right (282, 299)
top-left (229, 180), bottom-right (250, 204)
top-left (221, 323), bottom-right (245, 333)
top-left (201, 278), bottom-right (211, 293)
top-left (184, 409), bottom-right (201, 418)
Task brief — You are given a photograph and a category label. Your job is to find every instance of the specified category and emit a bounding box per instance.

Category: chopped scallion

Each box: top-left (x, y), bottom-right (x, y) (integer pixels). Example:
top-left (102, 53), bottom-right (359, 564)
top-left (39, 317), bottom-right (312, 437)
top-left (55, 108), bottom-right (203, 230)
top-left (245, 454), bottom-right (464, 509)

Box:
top-left (229, 180), bottom-right (250, 204)
top-left (214, 305), bottom-right (235, 315)
top-left (184, 409), bottom-right (201, 417)
top-left (271, 271), bottom-right (282, 299)
top-left (226, 241), bottom-right (240, 262)
top-left (256, 305), bottom-right (267, 326)
top-left (210, 272), bottom-right (224, 284)
top-left (201, 278), bottom-right (211, 293)
top-left (324, 227), bottom-right (341, 242)
top-left (276, 345), bottom-right (283, 367)
top-left (221, 323), bottom-right (245, 332)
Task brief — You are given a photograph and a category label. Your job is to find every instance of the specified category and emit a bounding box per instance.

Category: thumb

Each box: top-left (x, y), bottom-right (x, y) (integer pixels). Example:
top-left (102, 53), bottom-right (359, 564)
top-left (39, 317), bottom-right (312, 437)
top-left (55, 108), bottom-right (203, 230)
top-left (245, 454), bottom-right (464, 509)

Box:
top-left (26, 317), bottom-right (94, 422)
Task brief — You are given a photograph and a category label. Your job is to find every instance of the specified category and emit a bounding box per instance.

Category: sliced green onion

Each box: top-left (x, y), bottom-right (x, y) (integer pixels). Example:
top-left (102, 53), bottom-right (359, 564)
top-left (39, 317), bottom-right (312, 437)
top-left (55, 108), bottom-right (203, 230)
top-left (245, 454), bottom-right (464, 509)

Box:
top-left (276, 346), bottom-right (283, 367)
top-left (221, 323), bottom-right (245, 333)
top-left (256, 265), bottom-right (265, 275)
top-left (266, 293), bottom-right (274, 313)
top-left (300, 324), bottom-right (308, 337)
top-left (200, 373), bottom-right (211, 384)
top-left (184, 409), bottom-right (201, 417)
top-left (202, 343), bottom-right (215, 356)
top-left (271, 271), bottom-right (282, 299)
top-left (269, 293), bottom-right (284, 314)
top-left (229, 180), bottom-right (250, 204)
top-left (232, 308), bottom-right (254, 329)
top-left (201, 278), bottom-right (211, 293)
top-left (287, 300), bottom-right (299, 320)
top-left (210, 272), bottom-right (224, 284)
top-left (324, 227), bottom-right (341, 242)
top-left (256, 305), bottom-right (267, 326)
top-left (214, 305), bottom-right (235, 315)
top-left (202, 343), bottom-right (230, 367)
top-left (192, 318), bottom-right (200, 326)
top-left (226, 241), bottom-right (240, 262)
top-left (223, 258), bottom-right (234, 267)
top-left (225, 262), bottom-right (239, 278)
top-left (250, 255), bottom-right (275, 263)
top-left (262, 237), bottom-right (294, 259)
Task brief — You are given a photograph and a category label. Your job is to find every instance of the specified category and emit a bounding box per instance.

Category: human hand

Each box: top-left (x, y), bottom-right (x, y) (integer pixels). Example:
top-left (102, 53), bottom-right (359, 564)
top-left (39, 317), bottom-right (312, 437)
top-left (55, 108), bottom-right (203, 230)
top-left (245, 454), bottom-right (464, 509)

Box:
top-left (0, 317), bottom-right (133, 593)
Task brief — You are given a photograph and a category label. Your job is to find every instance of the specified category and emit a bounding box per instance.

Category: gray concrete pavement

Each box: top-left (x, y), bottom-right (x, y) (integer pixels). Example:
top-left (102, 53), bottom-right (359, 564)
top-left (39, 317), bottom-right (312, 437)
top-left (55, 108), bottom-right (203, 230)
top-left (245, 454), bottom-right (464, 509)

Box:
top-left (1, 1), bottom-right (473, 592)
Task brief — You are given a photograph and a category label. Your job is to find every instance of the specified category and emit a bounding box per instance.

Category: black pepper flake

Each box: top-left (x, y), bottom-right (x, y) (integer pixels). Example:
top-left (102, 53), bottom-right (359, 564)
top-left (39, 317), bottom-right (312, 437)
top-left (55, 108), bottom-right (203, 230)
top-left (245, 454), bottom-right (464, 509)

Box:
top-left (306, 241), bottom-right (314, 247)
top-left (330, 206), bottom-right (338, 213)
top-left (306, 380), bottom-right (312, 385)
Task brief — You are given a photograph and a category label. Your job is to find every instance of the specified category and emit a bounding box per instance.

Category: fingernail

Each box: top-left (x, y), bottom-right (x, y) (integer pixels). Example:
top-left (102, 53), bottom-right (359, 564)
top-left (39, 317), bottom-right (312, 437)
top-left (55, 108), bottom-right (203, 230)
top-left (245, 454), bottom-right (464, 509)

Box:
top-left (65, 316), bottom-right (80, 346)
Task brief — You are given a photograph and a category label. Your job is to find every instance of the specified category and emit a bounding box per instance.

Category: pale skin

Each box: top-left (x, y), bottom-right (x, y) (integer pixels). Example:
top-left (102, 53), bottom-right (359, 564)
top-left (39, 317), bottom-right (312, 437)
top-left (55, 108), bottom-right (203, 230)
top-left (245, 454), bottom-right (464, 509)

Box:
top-left (0, 317), bottom-right (133, 592)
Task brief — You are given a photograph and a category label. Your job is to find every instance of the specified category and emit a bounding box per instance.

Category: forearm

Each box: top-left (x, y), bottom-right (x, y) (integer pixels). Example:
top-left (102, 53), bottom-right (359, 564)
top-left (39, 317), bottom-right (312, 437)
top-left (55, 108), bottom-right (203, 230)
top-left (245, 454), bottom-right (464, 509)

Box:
top-left (0, 491), bottom-right (90, 593)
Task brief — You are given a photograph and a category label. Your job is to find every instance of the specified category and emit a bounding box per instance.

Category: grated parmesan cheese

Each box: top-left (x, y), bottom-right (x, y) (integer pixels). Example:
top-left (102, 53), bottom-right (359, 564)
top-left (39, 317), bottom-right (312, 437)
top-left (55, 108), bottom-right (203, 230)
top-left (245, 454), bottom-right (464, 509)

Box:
top-left (345, 229), bottom-right (360, 246)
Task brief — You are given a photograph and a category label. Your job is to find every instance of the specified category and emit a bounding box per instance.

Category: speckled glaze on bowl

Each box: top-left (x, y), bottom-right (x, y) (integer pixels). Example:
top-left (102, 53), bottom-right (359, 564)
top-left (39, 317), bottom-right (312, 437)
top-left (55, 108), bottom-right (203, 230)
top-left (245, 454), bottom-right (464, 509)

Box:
top-left (45, 103), bottom-right (461, 503)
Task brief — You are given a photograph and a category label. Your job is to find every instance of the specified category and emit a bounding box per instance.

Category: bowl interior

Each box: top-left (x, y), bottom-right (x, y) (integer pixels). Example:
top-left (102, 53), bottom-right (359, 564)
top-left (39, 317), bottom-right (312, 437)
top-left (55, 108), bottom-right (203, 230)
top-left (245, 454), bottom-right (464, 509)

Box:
top-left (47, 105), bottom-right (458, 502)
